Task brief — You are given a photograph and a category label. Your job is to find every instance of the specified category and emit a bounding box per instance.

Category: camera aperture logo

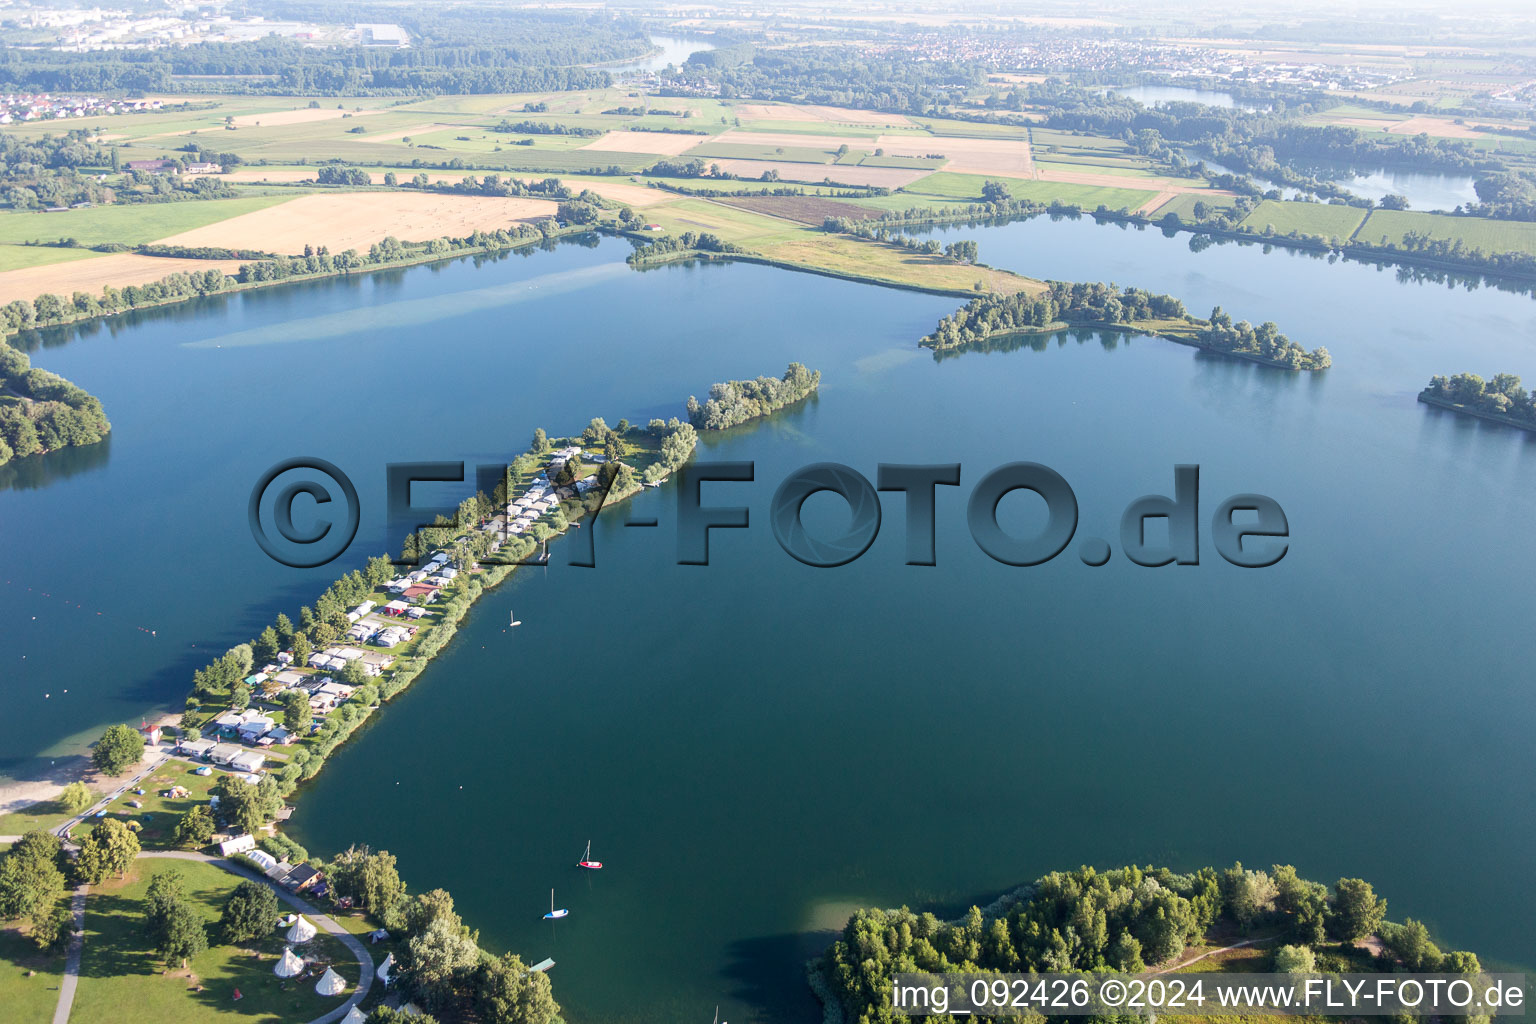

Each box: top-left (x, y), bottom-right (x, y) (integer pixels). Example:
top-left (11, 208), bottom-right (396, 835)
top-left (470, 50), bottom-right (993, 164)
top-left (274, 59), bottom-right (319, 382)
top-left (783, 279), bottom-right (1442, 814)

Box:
top-left (249, 460), bottom-right (1289, 570)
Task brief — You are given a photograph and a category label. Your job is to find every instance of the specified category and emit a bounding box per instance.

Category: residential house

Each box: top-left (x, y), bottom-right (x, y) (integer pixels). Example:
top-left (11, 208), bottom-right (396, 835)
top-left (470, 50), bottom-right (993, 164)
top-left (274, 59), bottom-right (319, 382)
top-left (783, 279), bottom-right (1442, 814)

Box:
top-left (229, 750), bottom-right (266, 774)
top-left (178, 737), bottom-right (216, 759)
top-left (208, 742), bottom-right (243, 765)
top-left (236, 715), bottom-right (275, 743)
top-left (219, 834), bottom-right (257, 856)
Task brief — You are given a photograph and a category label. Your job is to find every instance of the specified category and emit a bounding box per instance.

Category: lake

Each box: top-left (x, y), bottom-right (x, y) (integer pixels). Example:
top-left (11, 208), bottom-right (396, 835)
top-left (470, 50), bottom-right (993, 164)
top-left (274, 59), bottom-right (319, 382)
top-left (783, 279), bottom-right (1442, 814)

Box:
top-left (1313, 165), bottom-right (1481, 212)
top-left (4, 220), bottom-right (1536, 1023)
top-left (1112, 85), bottom-right (1266, 110)
top-left (608, 34), bottom-right (717, 74)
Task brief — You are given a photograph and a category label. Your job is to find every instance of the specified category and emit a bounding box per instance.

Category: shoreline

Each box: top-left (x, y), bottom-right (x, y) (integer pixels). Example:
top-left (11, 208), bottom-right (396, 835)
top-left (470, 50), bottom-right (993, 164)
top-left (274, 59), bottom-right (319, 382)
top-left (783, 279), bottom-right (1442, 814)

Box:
top-left (1418, 391), bottom-right (1536, 432)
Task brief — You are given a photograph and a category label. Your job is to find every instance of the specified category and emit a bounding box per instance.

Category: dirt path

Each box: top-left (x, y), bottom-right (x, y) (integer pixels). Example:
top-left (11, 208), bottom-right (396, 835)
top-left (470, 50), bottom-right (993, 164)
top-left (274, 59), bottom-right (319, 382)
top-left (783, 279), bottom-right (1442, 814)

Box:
top-left (1153, 936), bottom-right (1273, 975)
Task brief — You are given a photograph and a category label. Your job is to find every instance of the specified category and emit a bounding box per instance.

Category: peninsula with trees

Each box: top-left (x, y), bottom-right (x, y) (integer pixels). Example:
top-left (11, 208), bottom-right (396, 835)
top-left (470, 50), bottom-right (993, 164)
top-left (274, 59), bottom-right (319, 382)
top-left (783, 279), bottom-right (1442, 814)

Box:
top-left (814, 863), bottom-right (1481, 1024)
top-left (1419, 372), bottom-right (1536, 431)
top-left (920, 283), bottom-right (1332, 370)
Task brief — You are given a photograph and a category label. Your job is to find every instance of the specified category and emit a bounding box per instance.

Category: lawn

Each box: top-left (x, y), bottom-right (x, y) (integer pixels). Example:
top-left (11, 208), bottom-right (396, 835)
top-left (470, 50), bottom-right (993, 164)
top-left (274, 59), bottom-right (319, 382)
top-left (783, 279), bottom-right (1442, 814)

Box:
top-left (0, 925), bottom-right (67, 1024)
top-left (1237, 199), bottom-right (1369, 240)
top-left (1354, 209), bottom-right (1536, 255)
top-left (72, 858), bottom-right (357, 1024)
top-left (0, 789), bottom-right (101, 835)
top-left (80, 760), bottom-right (222, 850)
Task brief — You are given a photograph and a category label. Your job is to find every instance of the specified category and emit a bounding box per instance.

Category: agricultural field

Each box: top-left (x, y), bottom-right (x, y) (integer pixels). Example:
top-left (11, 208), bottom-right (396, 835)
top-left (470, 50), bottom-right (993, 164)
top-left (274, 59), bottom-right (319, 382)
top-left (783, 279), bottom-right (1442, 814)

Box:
top-left (1238, 200), bottom-right (1370, 240)
top-left (1154, 192), bottom-right (1241, 221)
top-left (1354, 209), bottom-right (1536, 255)
top-left (71, 858), bottom-right (357, 1024)
top-left (0, 196), bottom-right (293, 272)
top-left (711, 194), bottom-right (883, 225)
top-left (903, 171), bottom-right (1157, 212)
top-left (155, 193), bottom-right (559, 255)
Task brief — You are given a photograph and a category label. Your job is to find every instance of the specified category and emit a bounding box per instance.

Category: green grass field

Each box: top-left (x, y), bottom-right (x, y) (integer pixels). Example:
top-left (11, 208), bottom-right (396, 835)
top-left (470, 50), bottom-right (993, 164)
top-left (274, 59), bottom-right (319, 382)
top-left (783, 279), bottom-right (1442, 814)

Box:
top-left (1238, 199), bottom-right (1369, 240)
top-left (903, 172), bottom-right (1155, 211)
top-left (1154, 192), bottom-right (1240, 221)
top-left (1354, 209), bottom-right (1536, 255)
top-left (0, 195), bottom-right (292, 269)
top-left (0, 788), bottom-right (102, 834)
top-left (0, 925), bottom-right (66, 1024)
top-left (72, 858), bottom-right (356, 1024)
top-left (80, 760), bottom-right (222, 851)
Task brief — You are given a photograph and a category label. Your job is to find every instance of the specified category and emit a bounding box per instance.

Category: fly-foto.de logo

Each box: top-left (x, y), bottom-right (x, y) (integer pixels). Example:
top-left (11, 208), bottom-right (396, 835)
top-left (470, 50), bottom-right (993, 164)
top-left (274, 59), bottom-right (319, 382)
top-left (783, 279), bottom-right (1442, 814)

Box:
top-left (249, 460), bottom-right (1287, 570)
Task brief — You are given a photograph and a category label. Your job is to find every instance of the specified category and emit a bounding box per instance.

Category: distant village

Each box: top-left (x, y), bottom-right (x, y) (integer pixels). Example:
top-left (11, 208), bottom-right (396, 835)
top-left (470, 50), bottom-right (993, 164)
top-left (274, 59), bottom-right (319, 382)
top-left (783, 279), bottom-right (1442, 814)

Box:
top-left (0, 91), bottom-right (162, 124)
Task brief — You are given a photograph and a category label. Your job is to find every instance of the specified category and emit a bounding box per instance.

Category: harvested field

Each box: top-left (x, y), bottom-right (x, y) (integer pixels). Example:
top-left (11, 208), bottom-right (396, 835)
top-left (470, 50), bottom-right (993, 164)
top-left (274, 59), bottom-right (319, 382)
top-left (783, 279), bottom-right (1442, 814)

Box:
top-left (580, 130), bottom-right (710, 156)
top-left (702, 159), bottom-right (928, 188)
top-left (1137, 191), bottom-right (1179, 216)
top-left (230, 106), bottom-right (382, 128)
top-left (875, 133), bottom-right (1032, 177)
top-left (1385, 115), bottom-right (1490, 138)
top-left (0, 253), bottom-right (245, 304)
top-left (714, 129), bottom-right (870, 152)
top-left (712, 195), bottom-right (880, 225)
top-left (154, 192), bottom-right (559, 255)
top-left (566, 180), bottom-right (676, 207)
top-left (733, 102), bottom-right (912, 126)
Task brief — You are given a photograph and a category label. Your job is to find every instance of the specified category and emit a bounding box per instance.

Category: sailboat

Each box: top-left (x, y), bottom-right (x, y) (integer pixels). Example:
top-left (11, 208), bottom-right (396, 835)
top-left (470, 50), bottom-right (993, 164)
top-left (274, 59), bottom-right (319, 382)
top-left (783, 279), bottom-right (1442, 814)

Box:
top-left (509, 610), bottom-right (522, 628)
top-left (577, 840), bottom-right (603, 870)
top-left (713, 1006), bottom-right (727, 1024)
top-left (543, 888), bottom-right (568, 920)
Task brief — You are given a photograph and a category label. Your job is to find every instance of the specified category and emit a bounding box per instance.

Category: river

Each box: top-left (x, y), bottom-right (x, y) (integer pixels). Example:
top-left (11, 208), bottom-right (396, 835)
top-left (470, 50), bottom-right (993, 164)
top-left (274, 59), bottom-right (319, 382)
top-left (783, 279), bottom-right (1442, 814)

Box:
top-left (3, 220), bottom-right (1535, 1023)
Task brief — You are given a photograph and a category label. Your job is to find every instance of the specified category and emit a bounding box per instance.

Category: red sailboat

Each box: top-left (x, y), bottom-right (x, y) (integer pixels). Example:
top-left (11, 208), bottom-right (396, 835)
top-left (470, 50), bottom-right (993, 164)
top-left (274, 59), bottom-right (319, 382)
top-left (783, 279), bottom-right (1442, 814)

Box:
top-left (577, 840), bottom-right (603, 870)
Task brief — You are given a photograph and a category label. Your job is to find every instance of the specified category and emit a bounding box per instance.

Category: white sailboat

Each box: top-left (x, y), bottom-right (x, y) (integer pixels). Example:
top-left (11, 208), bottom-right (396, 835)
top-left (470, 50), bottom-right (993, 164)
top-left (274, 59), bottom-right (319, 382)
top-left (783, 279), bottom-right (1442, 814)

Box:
top-left (713, 1006), bottom-right (727, 1024)
top-left (543, 888), bottom-right (568, 920)
top-left (510, 610), bottom-right (522, 628)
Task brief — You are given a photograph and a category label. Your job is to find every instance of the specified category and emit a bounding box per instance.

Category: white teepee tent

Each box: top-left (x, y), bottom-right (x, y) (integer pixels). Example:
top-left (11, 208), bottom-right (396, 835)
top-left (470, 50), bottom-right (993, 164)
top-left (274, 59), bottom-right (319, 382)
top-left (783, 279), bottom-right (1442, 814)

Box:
top-left (341, 1006), bottom-right (368, 1024)
top-left (376, 951), bottom-right (394, 984)
top-left (273, 946), bottom-right (304, 979)
top-left (286, 914), bottom-right (317, 944)
top-left (315, 966), bottom-right (347, 996)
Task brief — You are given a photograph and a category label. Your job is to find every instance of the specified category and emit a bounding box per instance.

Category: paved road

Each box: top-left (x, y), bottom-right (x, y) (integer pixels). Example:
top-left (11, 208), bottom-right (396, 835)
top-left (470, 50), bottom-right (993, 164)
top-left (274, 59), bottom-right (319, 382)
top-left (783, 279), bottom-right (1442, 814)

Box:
top-left (47, 849), bottom-right (374, 1024)
top-left (50, 883), bottom-right (88, 1024)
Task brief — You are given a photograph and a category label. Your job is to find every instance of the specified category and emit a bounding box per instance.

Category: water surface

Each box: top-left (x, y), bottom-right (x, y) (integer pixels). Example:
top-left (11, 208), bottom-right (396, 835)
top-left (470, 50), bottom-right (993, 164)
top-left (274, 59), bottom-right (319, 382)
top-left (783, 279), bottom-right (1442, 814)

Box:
top-left (3, 221), bottom-right (1535, 1024)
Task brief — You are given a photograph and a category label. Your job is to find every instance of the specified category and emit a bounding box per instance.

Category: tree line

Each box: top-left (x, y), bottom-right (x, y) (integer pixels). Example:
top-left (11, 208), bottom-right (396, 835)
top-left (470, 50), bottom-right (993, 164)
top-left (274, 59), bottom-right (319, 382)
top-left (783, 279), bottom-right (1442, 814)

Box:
top-left (819, 863), bottom-right (1480, 1024)
top-left (686, 362), bottom-right (822, 430)
top-left (626, 230), bottom-right (748, 265)
top-left (0, 8), bottom-right (649, 96)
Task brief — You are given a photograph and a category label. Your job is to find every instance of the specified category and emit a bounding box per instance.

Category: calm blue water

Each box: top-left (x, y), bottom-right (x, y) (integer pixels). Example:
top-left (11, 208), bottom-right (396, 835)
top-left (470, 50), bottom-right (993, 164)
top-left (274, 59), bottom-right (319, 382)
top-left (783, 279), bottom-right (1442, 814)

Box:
top-left (4, 221), bottom-right (1536, 1023)
top-left (1113, 85), bottom-right (1266, 110)
top-left (1316, 165), bottom-right (1481, 212)
top-left (609, 34), bottom-right (716, 74)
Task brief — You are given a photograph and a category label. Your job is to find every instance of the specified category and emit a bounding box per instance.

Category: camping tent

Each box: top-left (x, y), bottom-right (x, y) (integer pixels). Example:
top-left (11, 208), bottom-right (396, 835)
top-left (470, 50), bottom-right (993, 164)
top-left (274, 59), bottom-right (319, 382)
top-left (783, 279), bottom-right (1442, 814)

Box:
top-left (341, 1006), bottom-right (368, 1024)
top-left (376, 952), bottom-right (394, 984)
top-left (286, 915), bottom-right (317, 944)
top-left (274, 946), bottom-right (304, 979)
top-left (315, 966), bottom-right (348, 996)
